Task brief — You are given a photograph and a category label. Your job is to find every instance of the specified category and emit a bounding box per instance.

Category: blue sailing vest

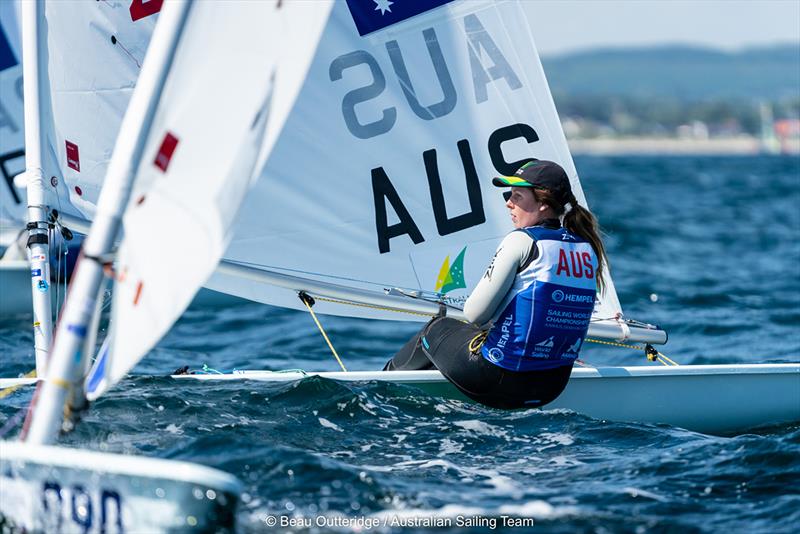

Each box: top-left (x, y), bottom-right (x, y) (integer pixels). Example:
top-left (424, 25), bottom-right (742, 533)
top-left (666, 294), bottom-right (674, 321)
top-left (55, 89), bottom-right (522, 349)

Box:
top-left (481, 226), bottom-right (598, 371)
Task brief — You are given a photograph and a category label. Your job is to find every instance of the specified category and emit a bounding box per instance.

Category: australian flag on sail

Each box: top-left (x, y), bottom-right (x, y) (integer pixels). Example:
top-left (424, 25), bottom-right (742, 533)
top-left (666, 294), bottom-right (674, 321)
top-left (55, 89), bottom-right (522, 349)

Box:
top-left (346, 0), bottom-right (455, 36)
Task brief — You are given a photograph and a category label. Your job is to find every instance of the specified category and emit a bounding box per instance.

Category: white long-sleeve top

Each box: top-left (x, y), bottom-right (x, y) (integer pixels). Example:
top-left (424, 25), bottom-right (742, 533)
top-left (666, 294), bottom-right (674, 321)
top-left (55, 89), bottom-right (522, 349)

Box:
top-left (462, 230), bottom-right (536, 327)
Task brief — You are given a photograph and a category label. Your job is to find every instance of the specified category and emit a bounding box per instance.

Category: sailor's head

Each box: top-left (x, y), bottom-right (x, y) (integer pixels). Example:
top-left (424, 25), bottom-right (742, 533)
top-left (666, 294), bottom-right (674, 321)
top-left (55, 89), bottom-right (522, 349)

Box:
top-left (492, 160), bottom-right (576, 227)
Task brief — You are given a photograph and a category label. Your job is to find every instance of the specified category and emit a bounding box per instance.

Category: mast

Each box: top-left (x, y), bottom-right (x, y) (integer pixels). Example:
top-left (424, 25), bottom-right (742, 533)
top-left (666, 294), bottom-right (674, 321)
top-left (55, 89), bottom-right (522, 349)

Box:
top-left (21, 0), bottom-right (53, 376)
top-left (25, 0), bottom-right (192, 446)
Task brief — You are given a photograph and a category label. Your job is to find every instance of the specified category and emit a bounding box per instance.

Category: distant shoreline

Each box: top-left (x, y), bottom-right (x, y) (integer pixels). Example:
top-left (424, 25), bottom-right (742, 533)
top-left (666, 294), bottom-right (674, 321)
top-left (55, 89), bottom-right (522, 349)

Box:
top-left (568, 136), bottom-right (800, 156)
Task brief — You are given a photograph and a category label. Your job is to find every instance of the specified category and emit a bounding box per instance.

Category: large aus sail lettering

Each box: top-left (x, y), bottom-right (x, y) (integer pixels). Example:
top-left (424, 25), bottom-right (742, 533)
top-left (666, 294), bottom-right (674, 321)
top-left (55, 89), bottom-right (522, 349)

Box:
top-left (329, 51), bottom-right (396, 140)
top-left (386, 28), bottom-right (457, 121)
top-left (373, 138), bottom-right (482, 254)
top-left (464, 14), bottom-right (522, 104)
top-left (424, 139), bottom-right (484, 236)
top-left (330, 13), bottom-right (521, 139)
top-left (372, 167), bottom-right (425, 254)
top-left (488, 123), bottom-right (540, 176)
top-left (373, 124), bottom-right (538, 253)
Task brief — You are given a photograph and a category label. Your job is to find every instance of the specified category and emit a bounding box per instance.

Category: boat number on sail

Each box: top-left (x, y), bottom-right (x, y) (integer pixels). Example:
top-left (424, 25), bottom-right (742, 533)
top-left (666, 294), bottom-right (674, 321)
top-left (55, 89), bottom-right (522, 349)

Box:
top-left (330, 12), bottom-right (538, 253)
top-left (39, 480), bottom-right (123, 531)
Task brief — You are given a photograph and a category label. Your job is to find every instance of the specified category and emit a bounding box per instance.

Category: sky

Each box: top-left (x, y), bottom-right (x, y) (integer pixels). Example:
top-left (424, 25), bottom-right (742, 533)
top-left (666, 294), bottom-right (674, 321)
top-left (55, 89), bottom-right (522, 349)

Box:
top-left (521, 0), bottom-right (800, 56)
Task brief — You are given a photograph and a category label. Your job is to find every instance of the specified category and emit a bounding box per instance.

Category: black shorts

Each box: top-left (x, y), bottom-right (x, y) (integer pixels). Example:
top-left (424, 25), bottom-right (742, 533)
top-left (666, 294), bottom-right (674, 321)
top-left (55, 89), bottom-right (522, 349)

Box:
top-left (384, 317), bottom-right (573, 409)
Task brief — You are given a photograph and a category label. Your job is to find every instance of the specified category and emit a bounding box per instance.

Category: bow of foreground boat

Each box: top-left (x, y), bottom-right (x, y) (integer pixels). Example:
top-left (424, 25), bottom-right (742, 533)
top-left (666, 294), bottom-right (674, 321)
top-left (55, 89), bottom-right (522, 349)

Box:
top-left (175, 363), bottom-right (800, 435)
top-left (0, 440), bottom-right (240, 532)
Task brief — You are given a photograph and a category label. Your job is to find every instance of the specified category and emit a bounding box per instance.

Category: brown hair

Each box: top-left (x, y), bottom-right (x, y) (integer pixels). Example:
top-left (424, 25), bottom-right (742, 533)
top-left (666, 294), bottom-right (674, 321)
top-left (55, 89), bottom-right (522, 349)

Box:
top-left (531, 188), bottom-right (608, 294)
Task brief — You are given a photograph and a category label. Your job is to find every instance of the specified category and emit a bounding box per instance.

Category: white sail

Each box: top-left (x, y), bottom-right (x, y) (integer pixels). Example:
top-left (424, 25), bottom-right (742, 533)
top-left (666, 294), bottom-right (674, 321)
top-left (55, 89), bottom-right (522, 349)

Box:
top-left (207, 0), bottom-right (624, 325)
top-left (1, 1), bottom-right (157, 235)
top-left (85, 1), bottom-right (334, 400)
top-left (35, 1), bottom-right (156, 221)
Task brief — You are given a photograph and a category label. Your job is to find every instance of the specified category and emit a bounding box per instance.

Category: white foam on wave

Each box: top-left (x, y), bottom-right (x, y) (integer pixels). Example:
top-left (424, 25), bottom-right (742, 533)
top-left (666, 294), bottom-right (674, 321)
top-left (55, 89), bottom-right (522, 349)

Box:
top-left (213, 413), bottom-right (256, 429)
top-left (360, 403), bottom-right (378, 416)
top-left (453, 419), bottom-right (509, 439)
top-left (438, 438), bottom-right (464, 455)
top-left (164, 423), bottom-right (183, 435)
top-left (623, 487), bottom-right (667, 502)
top-left (318, 417), bottom-right (344, 432)
top-left (452, 420), bottom-right (530, 445)
top-left (384, 458), bottom-right (522, 495)
top-left (497, 499), bottom-right (579, 517)
top-left (538, 432), bottom-right (575, 447)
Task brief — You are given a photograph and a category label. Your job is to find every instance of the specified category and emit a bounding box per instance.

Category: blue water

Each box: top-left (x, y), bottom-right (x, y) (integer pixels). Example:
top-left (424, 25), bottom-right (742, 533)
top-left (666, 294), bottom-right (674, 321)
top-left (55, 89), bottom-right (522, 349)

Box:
top-left (2, 155), bottom-right (799, 532)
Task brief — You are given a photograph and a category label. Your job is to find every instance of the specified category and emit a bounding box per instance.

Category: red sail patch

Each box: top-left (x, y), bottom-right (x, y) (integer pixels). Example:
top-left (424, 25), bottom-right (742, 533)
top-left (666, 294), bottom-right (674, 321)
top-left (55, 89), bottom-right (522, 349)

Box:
top-left (65, 140), bottom-right (80, 172)
top-left (129, 0), bottom-right (163, 22)
top-left (154, 132), bottom-right (179, 172)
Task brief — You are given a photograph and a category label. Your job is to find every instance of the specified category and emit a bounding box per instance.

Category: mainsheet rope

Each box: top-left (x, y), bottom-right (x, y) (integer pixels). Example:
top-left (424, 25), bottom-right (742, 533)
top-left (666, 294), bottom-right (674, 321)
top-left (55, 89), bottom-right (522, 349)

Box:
top-left (585, 338), bottom-right (679, 366)
top-left (299, 292), bottom-right (348, 372)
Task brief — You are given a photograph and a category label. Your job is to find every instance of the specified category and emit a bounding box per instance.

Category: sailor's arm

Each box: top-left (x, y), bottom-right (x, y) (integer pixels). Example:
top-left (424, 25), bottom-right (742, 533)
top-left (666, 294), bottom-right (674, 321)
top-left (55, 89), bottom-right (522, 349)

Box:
top-left (463, 231), bottom-right (533, 326)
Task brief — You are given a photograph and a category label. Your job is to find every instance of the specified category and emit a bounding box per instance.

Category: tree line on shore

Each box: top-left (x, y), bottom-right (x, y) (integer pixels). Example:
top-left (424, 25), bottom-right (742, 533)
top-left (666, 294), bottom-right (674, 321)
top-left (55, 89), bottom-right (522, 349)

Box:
top-left (543, 44), bottom-right (800, 138)
top-left (552, 93), bottom-right (800, 138)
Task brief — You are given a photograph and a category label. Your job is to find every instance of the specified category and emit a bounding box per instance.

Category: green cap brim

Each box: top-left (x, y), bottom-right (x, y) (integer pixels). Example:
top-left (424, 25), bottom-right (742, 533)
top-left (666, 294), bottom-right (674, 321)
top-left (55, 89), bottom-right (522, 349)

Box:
top-left (492, 176), bottom-right (532, 187)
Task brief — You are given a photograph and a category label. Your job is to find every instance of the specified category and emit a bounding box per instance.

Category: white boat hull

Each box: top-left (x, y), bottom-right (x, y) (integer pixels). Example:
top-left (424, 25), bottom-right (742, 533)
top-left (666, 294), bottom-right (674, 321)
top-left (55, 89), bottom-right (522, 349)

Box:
top-left (0, 441), bottom-right (241, 532)
top-left (6, 364), bottom-right (797, 434)
top-left (177, 364), bottom-right (800, 435)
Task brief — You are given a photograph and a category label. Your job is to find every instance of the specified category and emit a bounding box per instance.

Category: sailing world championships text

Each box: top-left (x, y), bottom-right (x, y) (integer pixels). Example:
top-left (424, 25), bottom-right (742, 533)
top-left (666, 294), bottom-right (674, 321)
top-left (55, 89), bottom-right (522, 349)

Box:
top-left (266, 514), bottom-right (535, 529)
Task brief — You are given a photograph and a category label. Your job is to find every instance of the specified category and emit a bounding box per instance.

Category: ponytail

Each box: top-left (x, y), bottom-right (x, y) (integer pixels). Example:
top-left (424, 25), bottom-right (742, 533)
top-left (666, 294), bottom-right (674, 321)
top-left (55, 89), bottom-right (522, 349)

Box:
top-left (563, 197), bottom-right (608, 295)
top-left (532, 190), bottom-right (608, 294)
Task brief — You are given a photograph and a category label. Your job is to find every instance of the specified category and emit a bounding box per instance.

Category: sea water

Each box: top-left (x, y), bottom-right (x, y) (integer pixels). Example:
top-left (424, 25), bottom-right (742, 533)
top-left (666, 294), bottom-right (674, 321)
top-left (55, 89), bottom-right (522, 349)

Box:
top-left (1, 155), bottom-right (798, 532)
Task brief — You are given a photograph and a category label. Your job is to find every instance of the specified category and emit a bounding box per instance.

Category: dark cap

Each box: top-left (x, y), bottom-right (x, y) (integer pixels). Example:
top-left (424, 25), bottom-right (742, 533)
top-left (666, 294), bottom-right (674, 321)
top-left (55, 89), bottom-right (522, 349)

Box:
top-left (492, 160), bottom-right (573, 205)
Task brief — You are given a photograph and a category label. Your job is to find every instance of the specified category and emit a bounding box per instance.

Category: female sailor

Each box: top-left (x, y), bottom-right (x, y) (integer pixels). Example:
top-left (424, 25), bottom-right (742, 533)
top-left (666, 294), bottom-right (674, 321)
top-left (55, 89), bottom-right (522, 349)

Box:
top-left (384, 160), bottom-right (608, 409)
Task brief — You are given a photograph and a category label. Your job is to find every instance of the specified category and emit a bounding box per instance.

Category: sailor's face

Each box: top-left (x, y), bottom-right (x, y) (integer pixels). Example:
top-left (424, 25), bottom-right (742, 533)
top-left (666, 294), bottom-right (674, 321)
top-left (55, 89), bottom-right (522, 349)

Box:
top-left (506, 187), bottom-right (545, 228)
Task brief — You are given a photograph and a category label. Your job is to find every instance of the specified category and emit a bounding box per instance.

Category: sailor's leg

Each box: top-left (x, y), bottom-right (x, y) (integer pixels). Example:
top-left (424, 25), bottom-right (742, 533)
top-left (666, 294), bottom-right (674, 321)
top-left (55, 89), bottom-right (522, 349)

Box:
top-left (420, 319), bottom-right (574, 409)
top-left (383, 320), bottom-right (436, 370)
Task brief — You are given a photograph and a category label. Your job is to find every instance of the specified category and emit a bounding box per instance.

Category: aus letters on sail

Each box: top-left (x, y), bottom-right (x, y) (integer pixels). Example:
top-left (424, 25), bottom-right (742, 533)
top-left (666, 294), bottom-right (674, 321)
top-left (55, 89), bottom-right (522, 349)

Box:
top-left (330, 7), bottom-right (540, 254)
